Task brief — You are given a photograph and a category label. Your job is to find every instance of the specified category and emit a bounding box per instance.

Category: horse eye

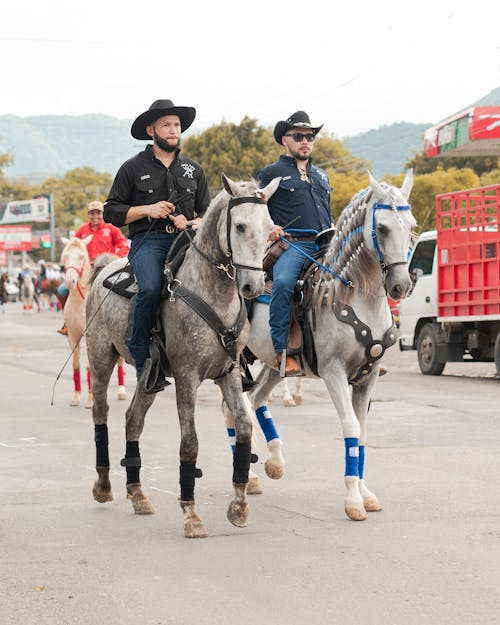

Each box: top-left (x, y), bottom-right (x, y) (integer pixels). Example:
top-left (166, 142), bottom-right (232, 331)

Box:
top-left (235, 223), bottom-right (246, 233)
top-left (377, 224), bottom-right (388, 235)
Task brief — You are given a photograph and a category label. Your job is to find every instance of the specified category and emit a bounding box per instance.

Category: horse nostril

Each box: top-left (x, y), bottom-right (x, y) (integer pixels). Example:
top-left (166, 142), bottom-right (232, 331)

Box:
top-left (391, 284), bottom-right (403, 299)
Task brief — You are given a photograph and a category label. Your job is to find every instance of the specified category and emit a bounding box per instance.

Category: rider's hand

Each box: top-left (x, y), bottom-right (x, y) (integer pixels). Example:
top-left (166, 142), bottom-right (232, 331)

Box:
top-left (168, 213), bottom-right (189, 231)
top-left (147, 201), bottom-right (175, 220)
top-left (268, 225), bottom-right (286, 242)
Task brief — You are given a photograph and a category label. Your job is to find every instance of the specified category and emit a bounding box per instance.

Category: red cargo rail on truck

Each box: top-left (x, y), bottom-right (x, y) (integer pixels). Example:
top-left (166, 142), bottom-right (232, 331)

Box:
top-left (437, 184), bottom-right (500, 320)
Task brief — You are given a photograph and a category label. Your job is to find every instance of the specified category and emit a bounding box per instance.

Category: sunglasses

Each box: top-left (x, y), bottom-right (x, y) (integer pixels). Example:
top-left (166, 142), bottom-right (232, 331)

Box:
top-left (285, 132), bottom-right (315, 143)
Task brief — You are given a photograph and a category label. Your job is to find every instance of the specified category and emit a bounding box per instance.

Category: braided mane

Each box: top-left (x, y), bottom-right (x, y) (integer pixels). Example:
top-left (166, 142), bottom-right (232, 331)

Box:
top-left (321, 186), bottom-right (381, 304)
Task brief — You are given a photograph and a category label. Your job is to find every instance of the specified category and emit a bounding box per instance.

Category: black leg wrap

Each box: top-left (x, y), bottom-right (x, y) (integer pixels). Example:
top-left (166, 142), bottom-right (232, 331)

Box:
top-left (94, 424), bottom-right (109, 468)
top-left (233, 441), bottom-right (251, 484)
top-left (179, 461), bottom-right (196, 501)
top-left (121, 441), bottom-right (141, 485)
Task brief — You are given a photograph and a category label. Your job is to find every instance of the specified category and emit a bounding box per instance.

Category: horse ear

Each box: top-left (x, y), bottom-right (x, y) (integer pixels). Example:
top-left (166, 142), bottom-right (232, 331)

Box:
top-left (82, 234), bottom-right (93, 246)
top-left (368, 171), bottom-right (384, 198)
top-left (221, 172), bottom-right (237, 196)
top-left (260, 176), bottom-right (281, 200)
top-left (61, 237), bottom-right (70, 246)
top-left (401, 168), bottom-right (413, 201)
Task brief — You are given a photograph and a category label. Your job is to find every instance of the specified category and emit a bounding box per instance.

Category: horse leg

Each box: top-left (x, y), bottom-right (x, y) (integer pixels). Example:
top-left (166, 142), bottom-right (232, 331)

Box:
top-left (176, 374), bottom-right (207, 538)
top-left (322, 368), bottom-right (366, 521)
top-left (218, 368), bottom-right (254, 529)
top-left (249, 365), bottom-right (285, 479)
top-left (123, 386), bottom-right (157, 515)
top-left (352, 380), bottom-right (382, 512)
top-left (70, 344), bottom-right (81, 407)
top-left (281, 378), bottom-right (296, 407)
top-left (292, 377), bottom-right (303, 405)
top-left (116, 356), bottom-right (127, 400)
top-left (86, 360), bottom-right (93, 409)
top-left (90, 352), bottom-right (116, 504)
top-left (222, 394), bottom-right (262, 495)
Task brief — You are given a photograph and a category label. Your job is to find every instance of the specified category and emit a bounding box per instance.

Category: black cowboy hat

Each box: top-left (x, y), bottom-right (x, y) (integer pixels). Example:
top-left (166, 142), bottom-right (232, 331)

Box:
top-left (131, 99), bottom-right (196, 140)
top-left (273, 110), bottom-right (323, 145)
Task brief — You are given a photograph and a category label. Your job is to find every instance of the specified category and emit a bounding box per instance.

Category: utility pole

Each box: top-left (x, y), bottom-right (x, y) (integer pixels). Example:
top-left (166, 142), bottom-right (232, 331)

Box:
top-left (49, 193), bottom-right (55, 262)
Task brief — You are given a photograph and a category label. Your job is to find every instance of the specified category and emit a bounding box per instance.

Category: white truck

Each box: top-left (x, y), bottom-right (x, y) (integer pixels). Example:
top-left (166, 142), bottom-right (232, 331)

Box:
top-left (398, 185), bottom-right (500, 376)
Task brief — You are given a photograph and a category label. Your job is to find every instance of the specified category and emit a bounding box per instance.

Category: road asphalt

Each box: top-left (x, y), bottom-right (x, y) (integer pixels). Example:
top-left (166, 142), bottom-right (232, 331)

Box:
top-left (1, 304), bottom-right (499, 625)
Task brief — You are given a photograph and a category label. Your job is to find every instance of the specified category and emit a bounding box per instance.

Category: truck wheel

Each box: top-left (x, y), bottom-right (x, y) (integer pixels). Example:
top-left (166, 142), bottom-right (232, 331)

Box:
top-left (417, 323), bottom-right (445, 375)
top-left (495, 332), bottom-right (500, 378)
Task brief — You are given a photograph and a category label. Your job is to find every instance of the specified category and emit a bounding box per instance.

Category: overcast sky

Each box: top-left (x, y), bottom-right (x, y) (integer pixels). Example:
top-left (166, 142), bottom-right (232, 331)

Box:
top-left (1, 0), bottom-right (499, 138)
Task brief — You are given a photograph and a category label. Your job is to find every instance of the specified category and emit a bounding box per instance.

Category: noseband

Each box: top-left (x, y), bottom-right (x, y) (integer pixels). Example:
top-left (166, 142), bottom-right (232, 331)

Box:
top-left (371, 202), bottom-right (411, 273)
top-left (192, 195), bottom-right (268, 280)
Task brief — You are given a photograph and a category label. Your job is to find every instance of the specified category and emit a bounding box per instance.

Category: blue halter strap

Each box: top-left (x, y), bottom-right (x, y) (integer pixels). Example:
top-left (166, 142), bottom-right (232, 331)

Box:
top-left (371, 203), bottom-right (411, 270)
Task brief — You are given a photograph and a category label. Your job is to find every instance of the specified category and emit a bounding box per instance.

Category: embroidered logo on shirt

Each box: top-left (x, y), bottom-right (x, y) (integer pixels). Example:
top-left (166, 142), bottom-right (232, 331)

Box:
top-left (140, 174), bottom-right (151, 180)
top-left (181, 163), bottom-right (195, 179)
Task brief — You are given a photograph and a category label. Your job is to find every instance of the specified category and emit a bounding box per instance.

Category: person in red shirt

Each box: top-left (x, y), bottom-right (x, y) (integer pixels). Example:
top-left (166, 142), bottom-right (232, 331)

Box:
top-left (75, 200), bottom-right (130, 262)
top-left (57, 200), bottom-right (129, 334)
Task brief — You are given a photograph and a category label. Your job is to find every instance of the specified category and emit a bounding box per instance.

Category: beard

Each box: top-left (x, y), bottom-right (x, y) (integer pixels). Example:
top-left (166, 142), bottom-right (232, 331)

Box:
top-left (153, 129), bottom-right (180, 153)
top-left (288, 144), bottom-right (311, 162)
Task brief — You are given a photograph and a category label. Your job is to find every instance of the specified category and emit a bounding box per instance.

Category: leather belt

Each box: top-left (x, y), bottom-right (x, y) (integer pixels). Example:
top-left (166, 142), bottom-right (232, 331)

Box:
top-left (290, 235), bottom-right (316, 242)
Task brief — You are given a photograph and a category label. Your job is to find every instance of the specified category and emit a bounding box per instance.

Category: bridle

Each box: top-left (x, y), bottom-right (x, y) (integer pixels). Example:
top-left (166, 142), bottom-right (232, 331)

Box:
top-left (371, 202), bottom-right (412, 274)
top-left (191, 195), bottom-right (268, 280)
top-left (64, 255), bottom-right (88, 300)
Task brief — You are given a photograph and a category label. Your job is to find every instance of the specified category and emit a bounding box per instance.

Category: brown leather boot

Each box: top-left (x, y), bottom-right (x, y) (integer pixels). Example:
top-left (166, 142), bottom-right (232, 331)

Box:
top-left (276, 352), bottom-right (301, 376)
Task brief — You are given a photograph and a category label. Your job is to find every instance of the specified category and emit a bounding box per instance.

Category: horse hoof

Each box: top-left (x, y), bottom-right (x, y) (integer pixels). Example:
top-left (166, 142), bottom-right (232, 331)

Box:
top-left (92, 484), bottom-right (113, 503)
top-left (184, 520), bottom-right (208, 538)
top-left (70, 399), bottom-right (80, 407)
top-left (264, 459), bottom-right (284, 480)
top-left (247, 475), bottom-right (263, 495)
top-left (345, 501), bottom-right (367, 521)
top-left (363, 497), bottom-right (382, 512)
top-left (85, 401), bottom-right (93, 410)
top-left (128, 494), bottom-right (155, 515)
top-left (292, 394), bottom-right (303, 405)
top-left (227, 501), bottom-right (249, 528)
top-left (283, 396), bottom-right (296, 407)
top-left (117, 389), bottom-right (127, 400)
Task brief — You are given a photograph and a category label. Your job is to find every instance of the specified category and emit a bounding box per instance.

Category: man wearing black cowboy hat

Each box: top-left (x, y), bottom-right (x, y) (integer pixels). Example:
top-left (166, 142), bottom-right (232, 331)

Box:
top-left (104, 99), bottom-right (210, 390)
top-left (256, 110), bottom-right (333, 375)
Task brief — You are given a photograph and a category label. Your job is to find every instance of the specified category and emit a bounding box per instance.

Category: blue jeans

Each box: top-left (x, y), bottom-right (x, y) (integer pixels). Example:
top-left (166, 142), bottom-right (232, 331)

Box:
top-left (128, 232), bottom-right (174, 373)
top-left (57, 282), bottom-right (69, 297)
top-left (270, 241), bottom-right (315, 353)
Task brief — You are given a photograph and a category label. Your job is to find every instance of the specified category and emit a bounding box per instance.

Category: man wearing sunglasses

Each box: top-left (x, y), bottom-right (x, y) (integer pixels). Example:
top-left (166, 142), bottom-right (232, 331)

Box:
top-left (256, 110), bottom-right (333, 375)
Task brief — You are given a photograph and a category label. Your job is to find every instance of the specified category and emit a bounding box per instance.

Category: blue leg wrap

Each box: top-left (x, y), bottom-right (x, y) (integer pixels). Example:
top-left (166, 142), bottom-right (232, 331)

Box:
top-left (256, 405), bottom-right (279, 443)
top-left (344, 437), bottom-right (359, 477)
top-left (227, 427), bottom-right (236, 453)
top-left (358, 445), bottom-right (365, 480)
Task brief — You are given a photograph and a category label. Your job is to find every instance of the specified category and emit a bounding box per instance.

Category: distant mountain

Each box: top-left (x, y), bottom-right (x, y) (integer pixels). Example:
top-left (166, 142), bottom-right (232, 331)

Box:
top-left (1, 87), bottom-right (499, 181)
top-left (344, 122), bottom-right (430, 178)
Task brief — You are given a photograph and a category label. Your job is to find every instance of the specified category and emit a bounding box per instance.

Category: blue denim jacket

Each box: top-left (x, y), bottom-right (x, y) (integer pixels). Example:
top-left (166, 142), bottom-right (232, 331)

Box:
top-left (256, 155), bottom-right (333, 231)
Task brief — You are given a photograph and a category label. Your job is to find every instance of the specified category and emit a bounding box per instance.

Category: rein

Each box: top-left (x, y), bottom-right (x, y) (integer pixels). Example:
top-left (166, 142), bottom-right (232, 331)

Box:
top-left (191, 195), bottom-right (268, 280)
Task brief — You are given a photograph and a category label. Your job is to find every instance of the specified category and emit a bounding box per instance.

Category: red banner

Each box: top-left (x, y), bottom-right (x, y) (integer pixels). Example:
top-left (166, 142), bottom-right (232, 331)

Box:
top-left (0, 225), bottom-right (33, 251)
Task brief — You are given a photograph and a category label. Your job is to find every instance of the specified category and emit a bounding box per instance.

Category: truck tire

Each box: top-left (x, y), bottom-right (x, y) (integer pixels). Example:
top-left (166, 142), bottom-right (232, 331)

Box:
top-left (495, 332), bottom-right (500, 378)
top-left (417, 323), bottom-right (445, 375)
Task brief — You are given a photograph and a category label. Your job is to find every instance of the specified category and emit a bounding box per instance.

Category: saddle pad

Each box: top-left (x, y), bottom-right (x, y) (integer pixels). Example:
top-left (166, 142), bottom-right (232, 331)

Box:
top-left (103, 264), bottom-right (137, 299)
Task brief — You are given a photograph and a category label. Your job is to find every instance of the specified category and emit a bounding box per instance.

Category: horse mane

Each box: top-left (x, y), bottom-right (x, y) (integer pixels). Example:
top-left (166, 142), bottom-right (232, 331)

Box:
top-left (322, 186), bottom-right (381, 304)
top-left (194, 178), bottom-right (263, 252)
top-left (89, 253), bottom-right (120, 285)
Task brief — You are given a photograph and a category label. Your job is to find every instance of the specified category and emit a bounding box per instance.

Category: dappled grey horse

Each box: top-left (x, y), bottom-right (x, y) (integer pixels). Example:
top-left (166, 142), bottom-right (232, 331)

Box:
top-left (85, 174), bottom-right (278, 537)
top-left (226, 171), bottom-right (416, 521)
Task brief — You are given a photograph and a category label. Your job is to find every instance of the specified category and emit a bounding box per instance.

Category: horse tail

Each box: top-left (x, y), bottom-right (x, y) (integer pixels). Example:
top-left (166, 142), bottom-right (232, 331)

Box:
top-left (89, 253), bottom-right (119, 284)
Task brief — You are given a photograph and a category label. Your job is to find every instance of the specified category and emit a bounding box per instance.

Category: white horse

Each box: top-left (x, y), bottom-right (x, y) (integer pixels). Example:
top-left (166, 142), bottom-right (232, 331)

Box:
top-left (225, 171), bottom-right (416, 521)
top-left (21, 273), bottom-right (35, 313)
top-left (60, 237), bottom-right (128, 407)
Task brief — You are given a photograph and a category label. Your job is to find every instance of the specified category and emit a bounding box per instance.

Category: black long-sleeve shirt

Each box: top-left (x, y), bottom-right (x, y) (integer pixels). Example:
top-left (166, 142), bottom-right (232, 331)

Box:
top-left (104, 145), bottom-right (210, 238)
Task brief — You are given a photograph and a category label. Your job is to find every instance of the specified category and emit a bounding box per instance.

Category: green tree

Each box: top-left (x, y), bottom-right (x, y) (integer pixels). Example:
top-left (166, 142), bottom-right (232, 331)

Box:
top-left (405, 150), bottom-right (499, 177)
top-left (41, 167), bottom-right (113, 233)
top-left (183, 116), bottom-right (282, 189)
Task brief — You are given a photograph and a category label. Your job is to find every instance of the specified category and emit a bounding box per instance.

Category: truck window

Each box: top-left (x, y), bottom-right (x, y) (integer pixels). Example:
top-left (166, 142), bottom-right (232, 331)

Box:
top-left (409, 239), bottom-right (435, 276)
